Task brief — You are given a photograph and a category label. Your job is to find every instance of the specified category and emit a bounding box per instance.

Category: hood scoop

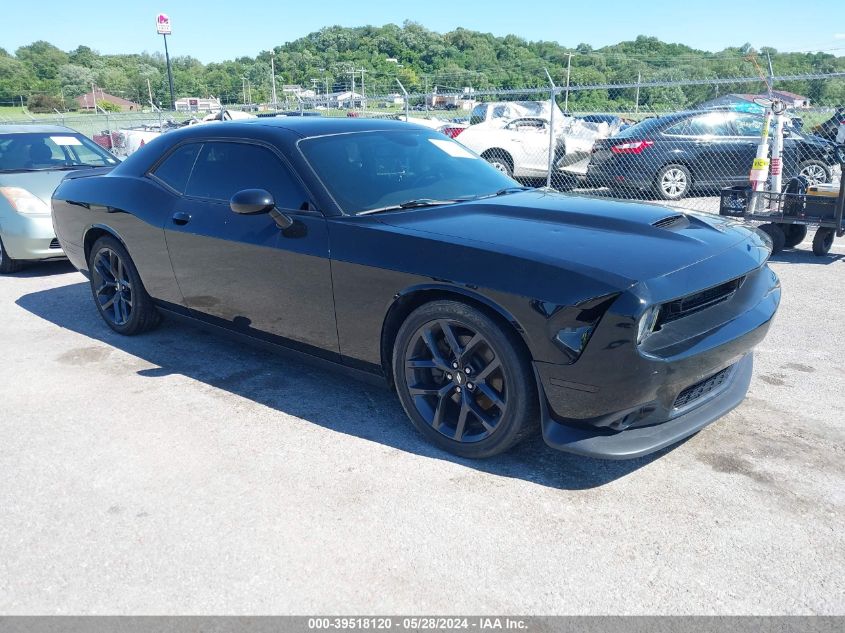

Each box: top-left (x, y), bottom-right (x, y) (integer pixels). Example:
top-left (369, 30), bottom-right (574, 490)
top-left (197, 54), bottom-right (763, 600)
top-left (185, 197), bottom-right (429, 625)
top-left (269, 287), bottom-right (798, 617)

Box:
top-left (652, 214), bottom-right (689, 230)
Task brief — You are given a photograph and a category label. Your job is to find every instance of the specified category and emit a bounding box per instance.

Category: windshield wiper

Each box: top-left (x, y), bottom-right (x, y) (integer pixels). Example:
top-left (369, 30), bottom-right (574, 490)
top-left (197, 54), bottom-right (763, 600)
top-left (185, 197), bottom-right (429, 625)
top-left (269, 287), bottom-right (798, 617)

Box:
top-left (463, 186), bottom-right (536, 202)
top-left (0, 164), bottom-right (107, 173)
top-left (358, 198), bottom-right (463, 216)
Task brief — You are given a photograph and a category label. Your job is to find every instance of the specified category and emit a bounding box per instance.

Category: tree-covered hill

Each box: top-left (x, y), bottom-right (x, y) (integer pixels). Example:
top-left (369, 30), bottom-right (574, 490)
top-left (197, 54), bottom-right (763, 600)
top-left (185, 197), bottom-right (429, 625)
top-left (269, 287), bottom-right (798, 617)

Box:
top-left (2, 22), bottom-right (843, 110)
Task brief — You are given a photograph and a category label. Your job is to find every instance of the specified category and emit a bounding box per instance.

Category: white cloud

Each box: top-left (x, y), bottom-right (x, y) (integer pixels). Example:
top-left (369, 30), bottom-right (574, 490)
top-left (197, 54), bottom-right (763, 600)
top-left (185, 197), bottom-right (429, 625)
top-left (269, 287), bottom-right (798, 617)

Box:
top-left (834, 33), bottom-right (845, 39)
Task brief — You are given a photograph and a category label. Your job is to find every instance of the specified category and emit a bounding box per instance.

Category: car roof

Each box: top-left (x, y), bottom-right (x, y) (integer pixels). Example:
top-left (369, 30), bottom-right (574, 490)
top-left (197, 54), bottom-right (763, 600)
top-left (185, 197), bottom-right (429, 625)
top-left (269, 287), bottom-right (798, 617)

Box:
top-left (192, 116), bottom-right (430, 139)
top-left (0, 124), bottom-right (77, 135)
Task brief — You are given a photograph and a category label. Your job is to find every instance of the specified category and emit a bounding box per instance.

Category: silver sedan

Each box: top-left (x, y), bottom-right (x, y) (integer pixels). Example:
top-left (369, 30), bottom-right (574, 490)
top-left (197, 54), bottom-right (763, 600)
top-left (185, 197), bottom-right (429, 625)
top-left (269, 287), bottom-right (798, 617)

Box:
top-left (0, 125), bottom-right (119, 273)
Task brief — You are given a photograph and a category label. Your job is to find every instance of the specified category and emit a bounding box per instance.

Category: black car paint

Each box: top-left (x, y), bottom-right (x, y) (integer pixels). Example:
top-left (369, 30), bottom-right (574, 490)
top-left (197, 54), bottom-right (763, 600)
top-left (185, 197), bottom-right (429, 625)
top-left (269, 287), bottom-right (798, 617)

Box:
top-left (52, 118), bottom-right (780, 459)
top-left (586, 110), bottom-right (836, 191)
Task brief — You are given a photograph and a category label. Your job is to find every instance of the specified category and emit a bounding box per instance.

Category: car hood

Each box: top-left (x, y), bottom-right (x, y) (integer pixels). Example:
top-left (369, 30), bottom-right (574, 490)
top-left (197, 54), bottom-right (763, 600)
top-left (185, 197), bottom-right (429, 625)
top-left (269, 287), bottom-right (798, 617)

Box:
top-left (374, 190), bottom-right (759, 290)
top-left (0, 170), bottom-right (76, 205)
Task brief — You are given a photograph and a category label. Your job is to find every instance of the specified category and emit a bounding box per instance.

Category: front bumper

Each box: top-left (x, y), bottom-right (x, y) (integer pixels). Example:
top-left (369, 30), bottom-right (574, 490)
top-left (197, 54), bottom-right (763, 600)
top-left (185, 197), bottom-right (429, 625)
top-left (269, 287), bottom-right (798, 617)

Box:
top-left (0, 213), bottom-right (64, 261)
top-left (534, 262), bottom-right (780, 459)
top-left (538, 354), bottom-right (753, 459)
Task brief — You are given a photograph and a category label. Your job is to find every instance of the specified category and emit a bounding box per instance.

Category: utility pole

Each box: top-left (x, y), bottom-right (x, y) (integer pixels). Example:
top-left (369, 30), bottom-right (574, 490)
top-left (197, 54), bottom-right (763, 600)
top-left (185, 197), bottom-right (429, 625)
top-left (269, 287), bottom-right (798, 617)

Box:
top-left (271, 56), bottom-right (278, 110)
top-left (766, 52), bottom-right (775, 97)
top-left (543, 68), bottom-right (557, 190)
top-left (243, 77), bottom-right (248, 106)
top-left (162, 33), bottom-right (175, 109)
top-left (564, 52), bottom-right (573, 114)
top-left (635, 71), bottom-right (641, 115)
top-left (360, 69), bottom-right (365, 110)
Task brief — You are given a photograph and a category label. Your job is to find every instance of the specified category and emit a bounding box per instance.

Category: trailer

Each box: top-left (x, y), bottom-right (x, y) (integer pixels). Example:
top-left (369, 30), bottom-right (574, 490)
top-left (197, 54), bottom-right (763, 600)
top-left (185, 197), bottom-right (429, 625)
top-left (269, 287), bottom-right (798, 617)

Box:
top-left (719, 145), bottom-right (845, 256)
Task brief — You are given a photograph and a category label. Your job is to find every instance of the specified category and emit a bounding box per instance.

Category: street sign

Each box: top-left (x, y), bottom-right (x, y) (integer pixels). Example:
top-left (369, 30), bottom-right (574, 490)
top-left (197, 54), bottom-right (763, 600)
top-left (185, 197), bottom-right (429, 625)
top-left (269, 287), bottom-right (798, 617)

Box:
top-left (156, 13), bottom-right (172, 35)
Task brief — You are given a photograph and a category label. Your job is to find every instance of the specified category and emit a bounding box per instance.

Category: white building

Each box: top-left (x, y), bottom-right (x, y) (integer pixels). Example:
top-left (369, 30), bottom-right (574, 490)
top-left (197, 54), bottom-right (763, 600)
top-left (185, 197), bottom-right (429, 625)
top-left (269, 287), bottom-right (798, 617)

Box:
top-left (175, 96), bottom-right (222, 112)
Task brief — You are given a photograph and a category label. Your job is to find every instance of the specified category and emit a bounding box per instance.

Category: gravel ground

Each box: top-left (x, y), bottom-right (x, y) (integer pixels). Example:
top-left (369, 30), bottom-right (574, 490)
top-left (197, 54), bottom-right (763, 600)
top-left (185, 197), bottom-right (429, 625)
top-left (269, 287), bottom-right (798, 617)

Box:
top-left (0, 236), bottom-right (843, 615)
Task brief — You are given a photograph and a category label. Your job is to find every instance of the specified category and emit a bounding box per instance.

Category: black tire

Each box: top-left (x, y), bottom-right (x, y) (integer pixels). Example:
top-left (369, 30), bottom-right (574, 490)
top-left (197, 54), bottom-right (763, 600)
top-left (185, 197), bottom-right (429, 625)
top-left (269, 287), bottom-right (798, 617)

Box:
top-left (758, 223), bottom-right (786, 255)
top-left (88, 235), bottom-right (160, 335)
top-left (812, 228), bottom-right (834, 256)
top-left (779, 223), bottom-right (808, 248)
top-left (392, 300), bottom-right (538, 458)
top-left (0, 236), bottom-right (23, 274)
top-left (482, 149), bottom-right (514, 178)
top-left (655, 163), bottom-right (691, 200)
top-left (797, 159), bottom-right (832, 186)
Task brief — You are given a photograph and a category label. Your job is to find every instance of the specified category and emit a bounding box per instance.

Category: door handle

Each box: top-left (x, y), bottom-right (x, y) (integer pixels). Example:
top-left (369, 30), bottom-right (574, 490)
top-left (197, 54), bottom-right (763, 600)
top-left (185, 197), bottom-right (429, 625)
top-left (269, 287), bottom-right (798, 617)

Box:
top-left (171, 211), bottom-right (191, 226)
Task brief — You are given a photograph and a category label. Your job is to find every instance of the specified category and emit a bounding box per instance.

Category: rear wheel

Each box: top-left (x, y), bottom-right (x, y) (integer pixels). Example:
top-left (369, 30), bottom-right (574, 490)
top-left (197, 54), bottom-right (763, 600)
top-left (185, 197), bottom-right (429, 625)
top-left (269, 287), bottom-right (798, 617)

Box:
top-left (655, 164), bottom-right (691, 200)
top-left (812, 228), bottom-right (834, 256)
top-left (393, 300), bottom-right (537, 458)
top-left (798, 160), bottom-right (832, 186)
top-left (758, 223), bottom-right (786, 255)
top-left (88, 235), bottom-right (160, 335)
top-left (780, 223), bottom-right (808, 248)
top-left (0, 236), bottom-right (23, 274)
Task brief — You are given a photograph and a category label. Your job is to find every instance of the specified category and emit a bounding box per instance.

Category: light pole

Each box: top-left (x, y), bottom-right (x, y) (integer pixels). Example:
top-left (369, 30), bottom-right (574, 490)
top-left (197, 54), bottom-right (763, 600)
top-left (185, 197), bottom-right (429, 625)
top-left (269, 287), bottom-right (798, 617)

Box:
top-left (270, 55), bottom-right (278, 110)
top-left (156, 14), bottom-right (176, 110)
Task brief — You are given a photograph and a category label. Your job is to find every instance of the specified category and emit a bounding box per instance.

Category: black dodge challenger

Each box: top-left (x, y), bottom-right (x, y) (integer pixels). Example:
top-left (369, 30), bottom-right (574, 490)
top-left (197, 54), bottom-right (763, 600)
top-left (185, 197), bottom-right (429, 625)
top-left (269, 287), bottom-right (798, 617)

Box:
top-left (51, 118), bottom-right (780, 459)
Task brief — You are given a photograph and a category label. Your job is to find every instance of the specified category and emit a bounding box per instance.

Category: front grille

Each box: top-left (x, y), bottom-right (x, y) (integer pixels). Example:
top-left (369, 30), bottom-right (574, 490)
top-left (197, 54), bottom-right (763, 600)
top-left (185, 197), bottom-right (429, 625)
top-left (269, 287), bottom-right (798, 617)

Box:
top-left (657, 276), bottom-right (744, 327)
top-left (673, 366), bottom-right (733, 409)
top-left (49, 238), bottom-right (61, 249)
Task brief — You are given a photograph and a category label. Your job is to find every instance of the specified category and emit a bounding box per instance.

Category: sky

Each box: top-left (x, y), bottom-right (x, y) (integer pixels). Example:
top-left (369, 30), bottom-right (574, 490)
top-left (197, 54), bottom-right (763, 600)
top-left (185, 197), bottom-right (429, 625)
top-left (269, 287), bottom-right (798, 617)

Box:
top-left (3, 0), bottom-right (844, 62)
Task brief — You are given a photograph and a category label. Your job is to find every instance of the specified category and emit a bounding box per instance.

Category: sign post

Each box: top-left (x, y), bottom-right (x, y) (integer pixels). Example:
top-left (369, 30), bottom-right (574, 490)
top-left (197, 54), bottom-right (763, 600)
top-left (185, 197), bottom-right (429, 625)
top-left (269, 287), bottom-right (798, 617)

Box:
top-left (156, 13), bottom-right (176, 110)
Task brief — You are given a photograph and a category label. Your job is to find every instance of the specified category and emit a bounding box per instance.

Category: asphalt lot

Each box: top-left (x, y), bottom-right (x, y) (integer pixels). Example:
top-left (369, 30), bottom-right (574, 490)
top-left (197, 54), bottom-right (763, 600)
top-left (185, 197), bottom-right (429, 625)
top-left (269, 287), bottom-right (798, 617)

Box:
top-left (1, 236), bottom-right (844, 615)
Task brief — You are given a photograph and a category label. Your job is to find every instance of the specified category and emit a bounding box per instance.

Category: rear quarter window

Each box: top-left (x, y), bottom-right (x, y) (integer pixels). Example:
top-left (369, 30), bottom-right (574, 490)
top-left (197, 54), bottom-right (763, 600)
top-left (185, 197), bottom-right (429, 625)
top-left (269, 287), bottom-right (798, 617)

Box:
top-left (151, 143), bottom-right (201, 193)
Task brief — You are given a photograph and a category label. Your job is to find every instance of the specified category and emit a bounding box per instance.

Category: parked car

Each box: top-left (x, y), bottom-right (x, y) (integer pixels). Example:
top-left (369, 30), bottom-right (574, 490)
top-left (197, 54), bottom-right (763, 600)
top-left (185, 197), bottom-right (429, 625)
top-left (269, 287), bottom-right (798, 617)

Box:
top-left (585, 110), bottom-right (838, 200)
top-left (111, 110), bottom-right (257, 158)
top-left (811, 107), bottom-right (845, 142)
top-left (577, 114), bottom-right (634, 133)
top-left (458, 114), bottom-right (612, 178)
top-left (52, 118), bottom-right (780, 460)
top-left (0, 125), bottom-right (119, 273)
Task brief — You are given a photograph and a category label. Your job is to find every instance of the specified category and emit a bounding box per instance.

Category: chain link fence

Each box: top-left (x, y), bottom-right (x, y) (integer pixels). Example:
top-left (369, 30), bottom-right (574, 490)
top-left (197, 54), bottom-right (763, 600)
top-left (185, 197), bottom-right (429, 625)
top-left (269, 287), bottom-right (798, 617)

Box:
top-left (4, 71), bottom-right (843, 216)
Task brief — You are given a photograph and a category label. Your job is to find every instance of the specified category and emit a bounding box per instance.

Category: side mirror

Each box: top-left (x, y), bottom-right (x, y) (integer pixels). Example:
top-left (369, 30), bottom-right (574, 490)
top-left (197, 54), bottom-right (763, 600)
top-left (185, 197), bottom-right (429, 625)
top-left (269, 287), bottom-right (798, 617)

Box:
top-left (230, 188), bottom-right (275, 215)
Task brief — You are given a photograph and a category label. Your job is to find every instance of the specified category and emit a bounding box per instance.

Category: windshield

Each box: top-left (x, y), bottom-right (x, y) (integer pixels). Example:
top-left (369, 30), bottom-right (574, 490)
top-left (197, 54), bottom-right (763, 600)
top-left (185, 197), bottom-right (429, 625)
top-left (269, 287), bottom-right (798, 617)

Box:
top-left (0, 132), bottom-right (119, 173)
top-left (298, 129), bottom-right (519, 215)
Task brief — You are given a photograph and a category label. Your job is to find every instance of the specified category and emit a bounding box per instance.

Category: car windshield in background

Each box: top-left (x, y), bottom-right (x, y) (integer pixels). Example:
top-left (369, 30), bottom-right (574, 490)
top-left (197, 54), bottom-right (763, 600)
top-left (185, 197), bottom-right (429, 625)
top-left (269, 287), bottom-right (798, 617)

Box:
top-left (0, 132), bottom-right (118, 173)
top-left (298, 129), bottom-right (518, 215)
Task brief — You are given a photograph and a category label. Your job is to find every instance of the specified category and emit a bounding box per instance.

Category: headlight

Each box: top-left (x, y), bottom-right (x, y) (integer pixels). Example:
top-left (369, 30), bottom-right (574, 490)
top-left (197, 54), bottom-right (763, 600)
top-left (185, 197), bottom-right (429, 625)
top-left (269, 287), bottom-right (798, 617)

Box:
top-left (637, 305), bottom-right (661, 344)
top-left (0, 187), bottom-right (50, 216)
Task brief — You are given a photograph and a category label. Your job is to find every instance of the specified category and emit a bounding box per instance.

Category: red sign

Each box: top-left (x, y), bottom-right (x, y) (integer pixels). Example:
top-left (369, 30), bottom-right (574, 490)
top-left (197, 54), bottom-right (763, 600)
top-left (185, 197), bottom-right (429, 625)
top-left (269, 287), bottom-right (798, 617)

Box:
top-left (156, 13), bottom-right (172, 35)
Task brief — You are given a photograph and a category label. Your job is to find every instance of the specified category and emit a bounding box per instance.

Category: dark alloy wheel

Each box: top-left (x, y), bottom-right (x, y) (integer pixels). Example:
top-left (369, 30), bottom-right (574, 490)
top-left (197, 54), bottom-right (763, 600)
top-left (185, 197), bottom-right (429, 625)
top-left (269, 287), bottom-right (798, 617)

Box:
top-left (393, 300), bottom-right (537, 458)
top-left (812, 228), bottom-right (834, 256)
top-left (88, 236), bottom-right (160, 335)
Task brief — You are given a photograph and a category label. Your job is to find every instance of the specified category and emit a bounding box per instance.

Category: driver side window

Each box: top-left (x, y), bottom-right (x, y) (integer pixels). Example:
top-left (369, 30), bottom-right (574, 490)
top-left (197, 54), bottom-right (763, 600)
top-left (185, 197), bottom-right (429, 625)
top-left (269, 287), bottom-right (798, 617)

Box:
top-left (184, 141), bottom-right (307, 209)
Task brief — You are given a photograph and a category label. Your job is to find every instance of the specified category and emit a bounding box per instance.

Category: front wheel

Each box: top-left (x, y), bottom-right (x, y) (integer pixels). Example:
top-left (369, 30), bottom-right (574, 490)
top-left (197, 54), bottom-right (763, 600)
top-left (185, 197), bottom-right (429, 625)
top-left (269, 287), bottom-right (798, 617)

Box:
top-left (812, 228), bottom-right (834, 256)
top-left (88, 235), bottom-right (160, 335)
top-left (482, 150), bottom-right (514, 178)
top-left (0, 236), bottom-right (23, 274)
top-left (393, 300), bottom-right (538, 458)
top-left (655, 164), bottom-right (691, 200)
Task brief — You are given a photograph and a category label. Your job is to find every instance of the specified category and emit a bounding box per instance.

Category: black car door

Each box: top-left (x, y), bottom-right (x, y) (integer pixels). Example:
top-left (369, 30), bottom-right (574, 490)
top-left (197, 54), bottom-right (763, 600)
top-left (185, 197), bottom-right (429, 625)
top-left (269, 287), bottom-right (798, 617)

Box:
top-left (162, 139), bottom-right (340, 360)
top-left (663, 112), bottom-right (743, 186)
